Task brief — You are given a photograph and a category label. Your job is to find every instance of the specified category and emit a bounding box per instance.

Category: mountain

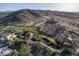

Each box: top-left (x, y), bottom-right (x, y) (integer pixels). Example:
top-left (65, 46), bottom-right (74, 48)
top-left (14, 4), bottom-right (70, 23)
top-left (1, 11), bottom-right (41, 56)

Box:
top-left (0, 9), bottom-right (79, 56)
top-left (0, 9), bottom-right (79, 27)
top-left (0, 9), bottom-right (46, 26)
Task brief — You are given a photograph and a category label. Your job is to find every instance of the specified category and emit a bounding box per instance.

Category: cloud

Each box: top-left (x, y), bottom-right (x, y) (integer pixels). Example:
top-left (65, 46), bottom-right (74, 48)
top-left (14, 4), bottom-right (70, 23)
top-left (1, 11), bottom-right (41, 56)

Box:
top-left (51, 3), bottom-right (79, 12)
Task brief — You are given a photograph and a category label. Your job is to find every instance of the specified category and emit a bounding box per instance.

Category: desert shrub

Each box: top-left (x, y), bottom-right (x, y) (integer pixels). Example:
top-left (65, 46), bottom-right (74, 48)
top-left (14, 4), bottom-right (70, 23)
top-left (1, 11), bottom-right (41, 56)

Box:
top-left (18, 43), bottom-right (32, 56)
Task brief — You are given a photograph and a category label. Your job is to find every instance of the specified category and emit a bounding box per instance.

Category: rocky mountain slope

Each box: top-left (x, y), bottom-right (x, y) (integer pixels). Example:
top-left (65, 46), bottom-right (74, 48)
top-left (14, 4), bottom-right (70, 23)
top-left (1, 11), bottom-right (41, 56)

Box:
top-left (0, 9), bottom-right (79, 56)
top-left (0, 9), bottom-right (46, 26)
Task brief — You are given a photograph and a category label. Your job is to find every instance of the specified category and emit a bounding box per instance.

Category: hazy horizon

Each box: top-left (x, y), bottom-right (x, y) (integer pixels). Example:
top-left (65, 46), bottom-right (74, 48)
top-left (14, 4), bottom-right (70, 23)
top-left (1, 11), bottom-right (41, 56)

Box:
top-left (0, 3), bottom-right (79, 12)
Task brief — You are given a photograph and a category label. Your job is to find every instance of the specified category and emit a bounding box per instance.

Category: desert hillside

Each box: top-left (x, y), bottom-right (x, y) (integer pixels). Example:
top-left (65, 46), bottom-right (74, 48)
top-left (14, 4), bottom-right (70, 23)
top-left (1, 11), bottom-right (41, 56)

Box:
top-left (0, 9), bottom-right (79, 56)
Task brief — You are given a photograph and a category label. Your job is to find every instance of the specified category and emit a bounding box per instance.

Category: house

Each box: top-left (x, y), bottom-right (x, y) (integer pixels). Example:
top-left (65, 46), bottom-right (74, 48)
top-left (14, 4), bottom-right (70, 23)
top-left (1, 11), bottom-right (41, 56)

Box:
top-left (0, 46), bottom-right (12, 56)
top-left (0, 33), bottom-right (17, 44)
top-left (0, 37), bottom-right (8, 43)
top-left (6, 33), bottom-right (17, 44)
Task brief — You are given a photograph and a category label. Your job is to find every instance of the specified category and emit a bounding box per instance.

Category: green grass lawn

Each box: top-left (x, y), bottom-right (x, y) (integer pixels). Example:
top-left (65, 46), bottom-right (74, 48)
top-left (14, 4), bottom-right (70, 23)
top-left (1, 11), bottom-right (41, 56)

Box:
top-left (11, 26), bottom-right (38, 33)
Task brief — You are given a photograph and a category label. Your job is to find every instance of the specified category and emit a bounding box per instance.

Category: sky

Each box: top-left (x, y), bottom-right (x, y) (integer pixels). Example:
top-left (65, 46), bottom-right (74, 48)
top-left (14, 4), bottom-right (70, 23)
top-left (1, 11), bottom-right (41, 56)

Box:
top-left (0, 3), bottom-right (79, 12)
